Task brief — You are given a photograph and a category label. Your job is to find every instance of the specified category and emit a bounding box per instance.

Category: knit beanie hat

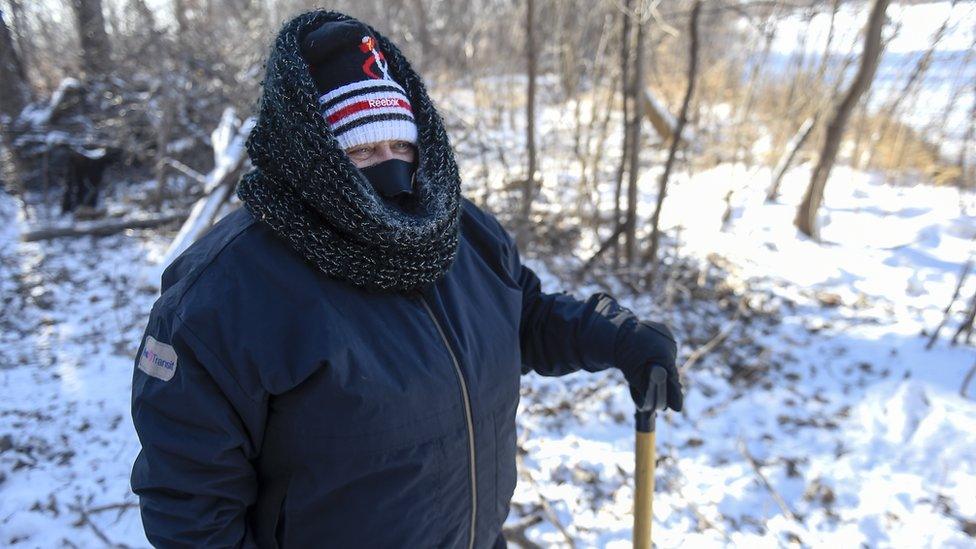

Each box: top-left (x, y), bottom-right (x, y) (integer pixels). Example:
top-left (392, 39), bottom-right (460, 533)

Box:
top-left (300, 20), bottom-right (418, 151)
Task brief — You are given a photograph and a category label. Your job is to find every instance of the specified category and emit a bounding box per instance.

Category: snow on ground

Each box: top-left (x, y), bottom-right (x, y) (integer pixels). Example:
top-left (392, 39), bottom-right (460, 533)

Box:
top-left (508, 161), bottom-right (976, 547)
top-left (2, 111), bottom-right (975, 548)
top-left (0, 189), bottom-right (169, 547)
top-left (0, 161), bottom-right (974, 546)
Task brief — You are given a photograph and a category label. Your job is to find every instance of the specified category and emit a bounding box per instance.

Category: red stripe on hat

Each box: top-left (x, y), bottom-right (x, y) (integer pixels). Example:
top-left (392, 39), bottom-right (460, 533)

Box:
top-left (326, 98), bottom-right (413, 125)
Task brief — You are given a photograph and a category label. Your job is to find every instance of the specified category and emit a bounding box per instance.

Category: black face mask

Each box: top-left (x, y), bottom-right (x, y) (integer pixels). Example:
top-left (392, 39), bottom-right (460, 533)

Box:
top-left (360, 159), bottom-right (416, 202)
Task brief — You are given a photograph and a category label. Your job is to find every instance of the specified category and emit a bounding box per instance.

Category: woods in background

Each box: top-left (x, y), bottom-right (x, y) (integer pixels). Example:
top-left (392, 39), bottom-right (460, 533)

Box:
top-left (1, 3), bottom-right (976, 545)
top-left (1, 0), bottom-right (974, 281)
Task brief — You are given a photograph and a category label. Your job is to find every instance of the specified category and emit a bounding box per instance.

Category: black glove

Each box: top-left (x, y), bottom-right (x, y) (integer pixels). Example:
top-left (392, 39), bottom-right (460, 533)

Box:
top-left (616, 319), bottom-right (683, 412)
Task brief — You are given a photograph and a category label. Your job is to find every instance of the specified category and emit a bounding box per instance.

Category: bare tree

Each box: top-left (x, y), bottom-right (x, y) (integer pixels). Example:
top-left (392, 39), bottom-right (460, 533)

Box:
top-left (795, 0), bottom-right (890, 239)
top-left (174, 0), bottom-right (190, 36)
top-left (644, 0), bottom-right (701, 286)
top-left (4, 0), bottom-right (35, 88)
top-left (871, 0), bottom-right (957, 163)
top-left (612, 1), bottom-right (633, 269)
top-left (0, 7), bottom-right (31, 193)
top-left (623, 7), bottom-right (646, 266)
top-left (0, 7), bottom-right (30, 121)
top-left (519, 0), bottom-right (538, 249)
top-left (406, 0), bottom-right (433, 70)
top-left (71, 0), bottom-right (112, 77)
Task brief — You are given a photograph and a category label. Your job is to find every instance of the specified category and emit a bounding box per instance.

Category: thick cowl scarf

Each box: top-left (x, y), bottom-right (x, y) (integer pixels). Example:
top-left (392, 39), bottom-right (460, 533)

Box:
top-left (237, 10), bottom-right (462, 294)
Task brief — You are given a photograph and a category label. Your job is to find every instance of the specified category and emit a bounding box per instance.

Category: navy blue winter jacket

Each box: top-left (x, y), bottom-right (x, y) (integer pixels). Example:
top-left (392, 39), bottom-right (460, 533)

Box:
top-left (130, 196), bottom-right (676, 548)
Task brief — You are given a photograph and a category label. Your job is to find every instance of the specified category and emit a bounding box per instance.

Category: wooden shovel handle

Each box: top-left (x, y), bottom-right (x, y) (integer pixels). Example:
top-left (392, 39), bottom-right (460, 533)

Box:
top-left (634, 365), bottom-right (667, 549)
top-left (634, 427), bottom-right (656, 549)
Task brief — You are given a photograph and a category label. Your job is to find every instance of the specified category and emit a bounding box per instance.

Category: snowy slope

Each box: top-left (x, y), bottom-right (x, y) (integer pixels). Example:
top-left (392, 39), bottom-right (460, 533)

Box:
top-left (507, 160), bottom-right (976, 546)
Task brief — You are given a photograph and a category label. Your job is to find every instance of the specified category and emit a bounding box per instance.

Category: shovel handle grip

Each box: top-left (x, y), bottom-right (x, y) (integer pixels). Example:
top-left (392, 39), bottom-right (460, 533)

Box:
top-left (635, 365), bottom-right (669, 432)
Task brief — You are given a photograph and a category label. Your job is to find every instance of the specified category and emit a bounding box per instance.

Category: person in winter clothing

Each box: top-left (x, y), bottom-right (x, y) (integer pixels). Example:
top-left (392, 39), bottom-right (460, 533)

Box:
top-left (129, 10), bottom-right (682, 549)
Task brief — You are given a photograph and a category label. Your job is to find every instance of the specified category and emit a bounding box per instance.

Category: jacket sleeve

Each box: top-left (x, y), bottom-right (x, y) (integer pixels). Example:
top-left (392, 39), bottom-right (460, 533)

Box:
top-left (130, 307), bottom-right (266, 548)
top-left (487, 214), bottom-right (665, 379)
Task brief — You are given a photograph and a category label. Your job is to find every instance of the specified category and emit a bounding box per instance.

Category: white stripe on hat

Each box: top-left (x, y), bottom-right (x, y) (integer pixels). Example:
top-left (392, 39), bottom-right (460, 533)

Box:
top-left (336, 119), bottom-right (418, 151)
top-left (318, 78), bottom-right (408, 106)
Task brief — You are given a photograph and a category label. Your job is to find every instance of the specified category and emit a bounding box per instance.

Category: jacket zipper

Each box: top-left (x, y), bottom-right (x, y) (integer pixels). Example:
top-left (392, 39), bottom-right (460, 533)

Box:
top-left (415, 291), bottom-right (477, 549)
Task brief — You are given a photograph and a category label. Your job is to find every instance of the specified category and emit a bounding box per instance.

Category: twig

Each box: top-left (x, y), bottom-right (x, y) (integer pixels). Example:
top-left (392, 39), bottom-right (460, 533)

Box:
top-left (736, 438), bottom-right (800, 523)
top-left (950, 287), bottom-right (976, 346)
top-left (516, 453), bottom-right (577, 548)
top-left (668, 451), bottom-right (733, 543)
top-left (69, 502), bottom-right (130, 548)
top-left (160, 157), bottom-right (208, 188)
top-left (84, 501), bottom-right (139, 515)
top-left (927, 251), bottom-right (974, 349)
top-left (680, 297), bottom-right (745, 374)
top-left (961, 360), bottom-right (976, 399)
top-left (576, 224), bottom-right (626, 278)
top-left (502, 514), bottom-right (545, 549)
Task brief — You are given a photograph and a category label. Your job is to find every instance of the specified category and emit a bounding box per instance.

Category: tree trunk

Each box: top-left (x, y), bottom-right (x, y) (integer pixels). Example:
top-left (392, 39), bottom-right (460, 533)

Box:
top-left (624, 11), bottom-right (644, 266)
top-left (174, 0), bottom-right (190, 35)
top-left (0, 8), bottom-right (31, 194)
top-left (129, 0), bottom-right (158, 34)
top-left (734, 10), bottom-right (777, 167)
top-left (766, 115), bottom-right (817, 202)
top-left (957, 75), bottom-right (976, 187)
top-left (6, 0), bottom-right (34, 91)
top-left (71, 0), bottom-right (113, 78)
top-left (795, 0), bottom-right (890, 240)
top-left (0, 8), bottom-right (30, 121)
top-left (644, 0), bottom-right (701, 286)
top-left (409, 0), bottom-right (432, 71)
top-left (519, 0), bottom-right (538, 250)
top-left (612, 2), bottom-right (633, 269)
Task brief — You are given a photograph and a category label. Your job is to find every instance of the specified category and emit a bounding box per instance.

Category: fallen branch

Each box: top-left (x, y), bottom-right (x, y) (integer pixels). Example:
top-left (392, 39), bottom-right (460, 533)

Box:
top-left (160, 157), bottom-right (209, 189)
top-left (69, 501), bottom-right (129, 548)
top-left (84, 501), bottom-right (139, 515)
top-left (680, 297), bottom-right (745, 374)
top-left (21, 212), bottom-right (187, 242)
top-left (961, 360), bottom-right (976, 399)
top-left (576, 223), bottom-right (625, 278)
top-left (502, 513), bottom-right (544, 549)
top-left (669, 452), bottom-right (733, 543)
top-left (515, 428), bottom-right (577, 548)
top-left (766, 115), bottom-right (818, 202)
top-left (143, 108), bottom-right (254, 287)
top-left (737, 438), bottom-right (801, 524)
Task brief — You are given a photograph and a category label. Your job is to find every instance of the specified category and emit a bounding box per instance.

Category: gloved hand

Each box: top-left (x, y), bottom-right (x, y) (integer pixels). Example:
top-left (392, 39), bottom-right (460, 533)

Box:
top-left (616, 319), bottom-right (683, 412)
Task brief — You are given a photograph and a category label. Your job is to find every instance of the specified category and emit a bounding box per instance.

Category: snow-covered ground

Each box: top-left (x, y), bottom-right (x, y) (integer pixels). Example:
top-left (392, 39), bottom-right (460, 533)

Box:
top-left (0, 186), bottom-right (170, 546)
top-left (1, 155), bottom-right (973, 546)
top-left (509, 161), bottom-right (976, 547)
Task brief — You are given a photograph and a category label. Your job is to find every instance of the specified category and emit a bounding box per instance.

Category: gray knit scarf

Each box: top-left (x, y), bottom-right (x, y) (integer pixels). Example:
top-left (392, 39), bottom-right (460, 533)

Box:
top-left (236, 10), bottom-right (461, 294)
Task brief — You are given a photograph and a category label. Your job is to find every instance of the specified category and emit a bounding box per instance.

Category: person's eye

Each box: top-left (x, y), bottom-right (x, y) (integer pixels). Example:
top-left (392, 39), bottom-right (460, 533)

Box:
top-left (392, 141), bottom-right (412, 151)
top-left (348, 146), bottom-right (373, 159)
